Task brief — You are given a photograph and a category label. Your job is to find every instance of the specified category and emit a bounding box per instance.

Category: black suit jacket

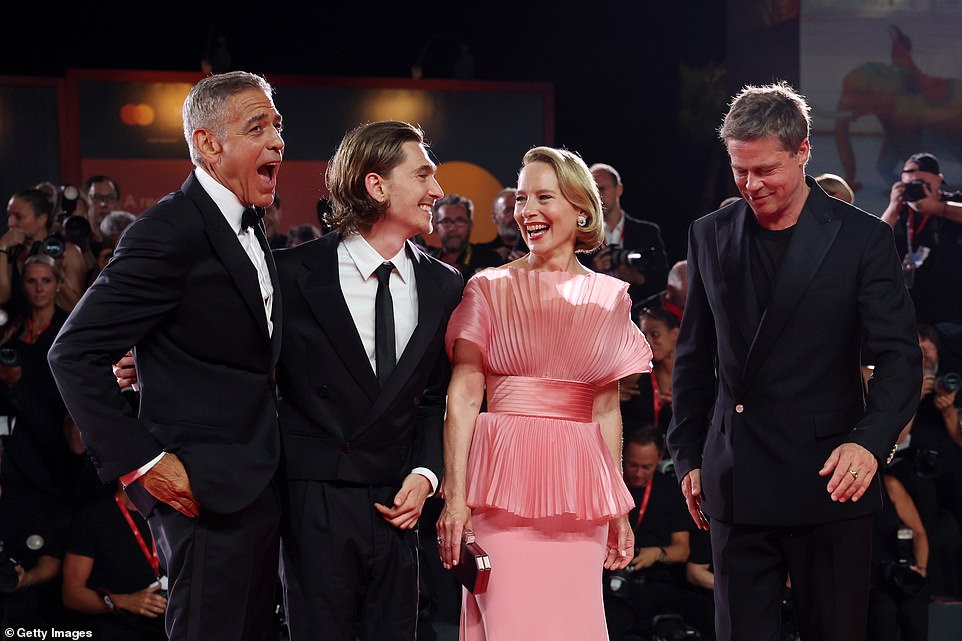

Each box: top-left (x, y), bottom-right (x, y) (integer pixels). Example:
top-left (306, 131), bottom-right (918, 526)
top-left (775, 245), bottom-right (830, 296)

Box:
top-left (273, 232), bottom-right (462, 487)
top-left (667, 178), bottom-right (921, 526)
top-left (48, 172), bottom-right (282, 515)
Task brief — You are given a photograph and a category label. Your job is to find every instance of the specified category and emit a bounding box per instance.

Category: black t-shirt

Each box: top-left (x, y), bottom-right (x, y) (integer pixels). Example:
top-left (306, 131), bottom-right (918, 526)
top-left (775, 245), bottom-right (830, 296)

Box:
top-left (68, 495), bottom-right (161, 595)
top-left (894, 205), bottom-right (962, 325)
top-left (628, 470), bottom-right (690, 583)
top-left (749, 216), bottom-right (795, 311)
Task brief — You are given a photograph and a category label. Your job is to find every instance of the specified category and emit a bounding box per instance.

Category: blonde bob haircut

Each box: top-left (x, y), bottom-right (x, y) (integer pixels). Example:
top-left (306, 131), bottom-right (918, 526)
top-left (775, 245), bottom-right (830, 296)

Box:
top-left (520, 146), bottom-right (604, 254)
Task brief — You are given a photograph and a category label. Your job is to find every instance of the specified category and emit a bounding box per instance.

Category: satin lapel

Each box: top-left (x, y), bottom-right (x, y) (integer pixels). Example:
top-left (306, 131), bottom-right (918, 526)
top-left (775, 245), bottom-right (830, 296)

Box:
top-left (184, 175), bottom-right (270, 340)
top-left (297, 234), bottom-right (380, 401)
top-left (254, 223), bottom-right (283, 367)
top-left (716, 204), bottom-right (760, 352)
top-left (742, 202), bottom-right (841, 391)
top-left (363, 241), bottom-right (445, 423)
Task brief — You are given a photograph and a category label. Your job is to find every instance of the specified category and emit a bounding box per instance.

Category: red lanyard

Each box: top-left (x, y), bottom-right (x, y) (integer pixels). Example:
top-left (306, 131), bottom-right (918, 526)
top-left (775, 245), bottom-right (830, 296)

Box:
top-left (906, 208), bottom-right (932, 252)
top-left (633, 477), bottom-right (654, 529)
top-left (651, 374), bottom-right (663, 425)
top-left (114, 494), bottom-right (160, 577)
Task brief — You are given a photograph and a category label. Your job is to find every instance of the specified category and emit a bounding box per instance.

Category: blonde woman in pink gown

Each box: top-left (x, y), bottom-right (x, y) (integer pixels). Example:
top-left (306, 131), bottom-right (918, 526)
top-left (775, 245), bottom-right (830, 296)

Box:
top-left (437, 146), bottom-right (653, 640)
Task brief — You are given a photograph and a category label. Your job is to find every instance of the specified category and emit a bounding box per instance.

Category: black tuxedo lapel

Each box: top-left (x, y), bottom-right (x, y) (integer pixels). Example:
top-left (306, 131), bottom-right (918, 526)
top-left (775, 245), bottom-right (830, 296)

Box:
top-left (253, 223), bottom-right (283, 367)
top-left (716, 205), bottom-right (761, 354)
top-left (742, 192), bottom-right (841, 391)
top-left (297, 233), bottom-right (380, 402)
top-left (183, 174), bottom-right (272, 340)
top-left (361, 241), bottom-right (445, 425)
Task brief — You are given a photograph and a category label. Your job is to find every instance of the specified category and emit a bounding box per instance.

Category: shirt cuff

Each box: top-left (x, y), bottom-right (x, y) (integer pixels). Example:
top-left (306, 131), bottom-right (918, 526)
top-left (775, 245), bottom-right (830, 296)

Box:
top-left (120, 452), bottom-right (165, 487)
top-left (411, 467), bottom-right (438, 496)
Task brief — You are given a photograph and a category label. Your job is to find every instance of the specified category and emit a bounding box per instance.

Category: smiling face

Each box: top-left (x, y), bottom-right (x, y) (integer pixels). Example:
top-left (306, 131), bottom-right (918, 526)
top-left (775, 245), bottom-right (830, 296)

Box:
top-left (199, 87), bottom-right (284, 208)
top-left (728, 135), bottom-right (809, 226)
top-left (377, 140), bottom-right (443, 239)
top-left (514, 161), bottom-right (580, 259)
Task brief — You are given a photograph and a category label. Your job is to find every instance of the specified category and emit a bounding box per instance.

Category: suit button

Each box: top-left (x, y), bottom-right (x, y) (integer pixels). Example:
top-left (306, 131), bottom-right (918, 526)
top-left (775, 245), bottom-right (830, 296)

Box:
top-left (317, 385), bottom-right (329, 398)
top-left (342, 442), bottom-right (352, 454)
top-left (734, 404), bottom-right (745, 413)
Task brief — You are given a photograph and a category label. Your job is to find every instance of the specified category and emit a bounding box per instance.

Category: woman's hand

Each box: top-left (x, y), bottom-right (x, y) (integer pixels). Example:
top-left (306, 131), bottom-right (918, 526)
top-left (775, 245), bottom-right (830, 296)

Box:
top-left (436, 500), bottom-right (472, 570)
top-left (604, 515), bottom-right (635, 571)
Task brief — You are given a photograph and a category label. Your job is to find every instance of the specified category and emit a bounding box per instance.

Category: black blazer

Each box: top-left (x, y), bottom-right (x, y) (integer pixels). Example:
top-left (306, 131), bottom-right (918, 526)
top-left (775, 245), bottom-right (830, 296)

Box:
top-left (621, 213), bottom-right (670, 303)
top-left (272, 232), bottom-right (463, 487)
top-left (667, 178), bottom-right (921, 526)
top-left (48, 172), bottom-right (283, 515)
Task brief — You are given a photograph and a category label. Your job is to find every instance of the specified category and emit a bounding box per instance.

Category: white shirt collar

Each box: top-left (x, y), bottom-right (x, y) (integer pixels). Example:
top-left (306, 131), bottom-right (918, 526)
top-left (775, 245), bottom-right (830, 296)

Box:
top-left (194, 166), bottom-right (247, 234)
top-left (342, 232), bottom-right (412, 284)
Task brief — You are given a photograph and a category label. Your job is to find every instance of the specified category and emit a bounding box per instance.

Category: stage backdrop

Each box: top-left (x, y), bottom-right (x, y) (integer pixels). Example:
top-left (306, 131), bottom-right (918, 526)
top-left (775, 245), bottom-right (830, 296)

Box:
top-left (800, 2), bottom-right (962, 218)
top-left (4, 69), bottom-right (552, 245)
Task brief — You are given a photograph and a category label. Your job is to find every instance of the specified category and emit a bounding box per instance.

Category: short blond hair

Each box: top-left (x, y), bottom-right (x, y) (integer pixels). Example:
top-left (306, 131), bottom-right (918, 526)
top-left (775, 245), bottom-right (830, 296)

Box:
top-left (520, 147), bottom-right (604, 253)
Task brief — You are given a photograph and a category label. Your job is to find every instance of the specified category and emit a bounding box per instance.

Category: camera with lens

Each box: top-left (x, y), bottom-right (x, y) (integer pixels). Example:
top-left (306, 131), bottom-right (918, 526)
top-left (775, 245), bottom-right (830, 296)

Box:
top-left (879, 526), bottom-right (925, 597)
top-left (0, 540), bottom-right (22, 592)
top-left (609, 246), bottom-right (656, 270)
top-left (35, 235), bottom-right (65, 259)
top-left (603, 567), bottom-right (642, 603)
top-left (0, 344), bottom-right (20, 368)
top-left (58, 184), bottom-right (80, 219)
top-left (935, 371), bottom-right (961, 394)
top-left (903, 179), bottom-right (929, 203)
top-left (652, 613), bottom-right (702, 640)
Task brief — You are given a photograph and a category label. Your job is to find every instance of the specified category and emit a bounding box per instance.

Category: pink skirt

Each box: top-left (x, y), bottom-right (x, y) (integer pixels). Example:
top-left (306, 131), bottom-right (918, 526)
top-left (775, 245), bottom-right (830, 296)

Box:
top-left (460, 507), bottom-right (610, 641)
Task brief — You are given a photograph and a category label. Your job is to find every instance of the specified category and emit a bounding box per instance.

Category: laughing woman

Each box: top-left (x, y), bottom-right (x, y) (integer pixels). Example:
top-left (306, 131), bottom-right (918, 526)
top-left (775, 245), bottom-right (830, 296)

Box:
top-left (437, 146), bottom-right (653, 640)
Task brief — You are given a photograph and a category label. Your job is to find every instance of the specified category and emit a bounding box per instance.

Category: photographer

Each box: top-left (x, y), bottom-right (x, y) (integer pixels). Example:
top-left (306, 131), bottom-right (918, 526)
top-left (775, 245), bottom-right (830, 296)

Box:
top-left (586, 164), bottom-right (669, 306)
top-left (604, 425), bottom-right (691, 641)
top-left (1, 188), bottom-right (86, 316)
top-left (881, 152), bottom-right (962, 325)
top-left (62, 483), bottom-right (167, 640)
top-left (868, 470), bottom-right (930, 641)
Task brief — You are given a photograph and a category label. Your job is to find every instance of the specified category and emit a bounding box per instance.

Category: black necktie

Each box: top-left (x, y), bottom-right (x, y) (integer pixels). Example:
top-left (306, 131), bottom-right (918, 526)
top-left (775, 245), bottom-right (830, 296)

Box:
top-left (241, 206), bottom-right (263, 231)
top-left (374, 261), bottom-right (396, 387)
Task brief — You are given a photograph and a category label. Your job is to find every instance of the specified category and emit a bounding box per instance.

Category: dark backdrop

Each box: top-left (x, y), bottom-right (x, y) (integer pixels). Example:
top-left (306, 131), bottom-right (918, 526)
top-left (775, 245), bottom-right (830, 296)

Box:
top-left (0, 2), bottom-right (729, 265)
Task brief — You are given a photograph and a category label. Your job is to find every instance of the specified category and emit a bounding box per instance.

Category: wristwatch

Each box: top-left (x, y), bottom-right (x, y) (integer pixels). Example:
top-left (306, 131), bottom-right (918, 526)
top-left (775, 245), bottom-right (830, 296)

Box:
top-left (657, 547), bottom-right (668, 563)
top-left (102, 594), bottom-right (116, 612)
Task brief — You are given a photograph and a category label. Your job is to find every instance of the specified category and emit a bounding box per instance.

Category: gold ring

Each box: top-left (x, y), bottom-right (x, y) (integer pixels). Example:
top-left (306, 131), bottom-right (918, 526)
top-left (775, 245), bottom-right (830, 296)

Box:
top-left (849, 468), bottom-right (859, 479)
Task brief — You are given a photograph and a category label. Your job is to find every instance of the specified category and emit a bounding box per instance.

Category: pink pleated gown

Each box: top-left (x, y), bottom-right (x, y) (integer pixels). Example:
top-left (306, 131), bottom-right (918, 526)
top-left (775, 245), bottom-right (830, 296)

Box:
top-left (444, 267), bottom-right (652, 641)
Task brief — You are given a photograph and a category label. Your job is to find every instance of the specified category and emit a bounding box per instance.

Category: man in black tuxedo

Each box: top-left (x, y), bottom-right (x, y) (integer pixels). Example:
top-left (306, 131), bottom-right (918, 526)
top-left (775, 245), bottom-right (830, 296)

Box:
top-left (273, 121), bottom-right (463, 641)
top-left (667, 81), bottom-right (921, 641)
top-left (48, 71), bottom-right (284, 641)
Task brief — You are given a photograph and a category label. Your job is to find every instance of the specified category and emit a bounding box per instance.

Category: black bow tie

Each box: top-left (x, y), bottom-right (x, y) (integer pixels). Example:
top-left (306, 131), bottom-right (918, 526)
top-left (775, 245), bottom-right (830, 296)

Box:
top-left (241, 207), bottom-right (264, 231)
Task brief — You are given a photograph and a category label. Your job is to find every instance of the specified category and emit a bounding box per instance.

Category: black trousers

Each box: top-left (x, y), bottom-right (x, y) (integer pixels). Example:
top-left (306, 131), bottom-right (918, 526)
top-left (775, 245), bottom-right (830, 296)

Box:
top-left (280, 480), bottom-right (420, 641)
top-left (710, 515), bottom-right (873, 641)
top-left (148, 481), bottom-right (281, 641)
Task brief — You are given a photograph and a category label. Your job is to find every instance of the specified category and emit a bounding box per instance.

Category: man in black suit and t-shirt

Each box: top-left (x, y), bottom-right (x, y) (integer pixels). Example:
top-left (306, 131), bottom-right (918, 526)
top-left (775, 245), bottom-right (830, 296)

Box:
top-left (273, 121), bottom-right (463, 641)
top-left (667, 81), bottom-right (921, 641)
top-left (49, 71), bottom-right (284, 641)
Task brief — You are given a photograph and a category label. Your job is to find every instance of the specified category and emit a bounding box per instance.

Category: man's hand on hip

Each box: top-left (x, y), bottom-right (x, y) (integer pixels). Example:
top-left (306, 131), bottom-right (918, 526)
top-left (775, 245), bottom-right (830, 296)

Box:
top-left (140, 452), bottom-right (201, 517)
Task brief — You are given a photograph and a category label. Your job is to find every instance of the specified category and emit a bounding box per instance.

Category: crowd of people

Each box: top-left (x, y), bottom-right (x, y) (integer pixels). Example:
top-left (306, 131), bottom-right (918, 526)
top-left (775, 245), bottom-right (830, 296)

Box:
top-left (0, 70), bottom-right (959, 641)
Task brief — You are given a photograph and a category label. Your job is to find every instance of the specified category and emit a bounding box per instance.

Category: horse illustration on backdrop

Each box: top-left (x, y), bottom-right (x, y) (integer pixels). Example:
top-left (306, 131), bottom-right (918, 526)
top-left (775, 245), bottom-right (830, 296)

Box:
top-left (834, 25), bottom-right (962, 192)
